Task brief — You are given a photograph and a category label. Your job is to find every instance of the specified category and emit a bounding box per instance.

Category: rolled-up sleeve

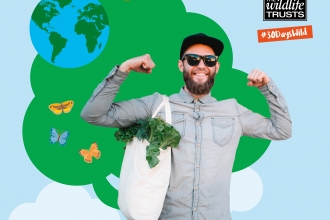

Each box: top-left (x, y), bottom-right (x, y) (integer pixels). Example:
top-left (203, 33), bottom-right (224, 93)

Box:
top-left (236, 79), bottom-right (292, 140)
top-left (80, 65), bottom-right (161, 128)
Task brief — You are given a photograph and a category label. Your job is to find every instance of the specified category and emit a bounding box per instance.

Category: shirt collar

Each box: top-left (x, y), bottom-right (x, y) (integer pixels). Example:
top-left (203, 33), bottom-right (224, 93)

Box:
top-left (179, 87), bottom-right (212, 104)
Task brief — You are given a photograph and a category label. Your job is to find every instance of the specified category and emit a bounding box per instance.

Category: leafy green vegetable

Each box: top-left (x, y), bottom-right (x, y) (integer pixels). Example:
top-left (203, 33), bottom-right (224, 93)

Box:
top-left (115, 117), bottom-right (181, 168)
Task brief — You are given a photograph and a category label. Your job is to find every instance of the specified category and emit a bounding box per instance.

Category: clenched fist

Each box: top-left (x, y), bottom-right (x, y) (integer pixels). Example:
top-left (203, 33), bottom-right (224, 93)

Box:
top-left (247, 69), bottom-right (270, 87)
top-left (119, 54), bottom-right (156, 74)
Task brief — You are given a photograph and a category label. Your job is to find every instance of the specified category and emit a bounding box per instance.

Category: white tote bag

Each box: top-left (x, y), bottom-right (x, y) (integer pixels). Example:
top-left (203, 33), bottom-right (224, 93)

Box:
top-left (118, 95), bottom-right (172, 220)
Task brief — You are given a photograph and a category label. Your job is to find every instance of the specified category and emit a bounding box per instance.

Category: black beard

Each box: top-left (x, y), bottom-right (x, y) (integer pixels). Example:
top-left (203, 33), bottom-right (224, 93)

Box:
top-left (183, 67), bottom-right (215, 96)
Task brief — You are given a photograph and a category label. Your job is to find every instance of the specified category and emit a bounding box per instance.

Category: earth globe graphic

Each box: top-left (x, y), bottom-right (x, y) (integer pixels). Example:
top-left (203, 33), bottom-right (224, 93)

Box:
top-left (30, 0), bottom-right (110, 68)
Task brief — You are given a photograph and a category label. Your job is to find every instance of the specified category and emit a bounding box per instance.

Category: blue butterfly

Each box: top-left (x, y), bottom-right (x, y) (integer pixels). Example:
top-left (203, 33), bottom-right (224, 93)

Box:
top-left (50, 128), bottom-right (70, 146)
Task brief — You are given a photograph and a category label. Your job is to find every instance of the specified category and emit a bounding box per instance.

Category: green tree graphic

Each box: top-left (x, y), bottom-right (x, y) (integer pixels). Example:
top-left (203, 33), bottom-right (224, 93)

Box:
top-left (23, 0), bottom-right (270, 208)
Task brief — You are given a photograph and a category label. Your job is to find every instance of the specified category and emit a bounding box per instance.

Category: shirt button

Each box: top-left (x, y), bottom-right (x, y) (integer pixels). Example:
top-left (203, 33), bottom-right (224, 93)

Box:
top-left (197, 143), bottom-right (200, 147)
top-left (193, 207), bottom-right (197, 211)
top-left (222, 121), bottom-right (225, 125)
top-left (196, 164), bottom-right (199, 168)
top-left (195, 186), bottom-right (198, 190)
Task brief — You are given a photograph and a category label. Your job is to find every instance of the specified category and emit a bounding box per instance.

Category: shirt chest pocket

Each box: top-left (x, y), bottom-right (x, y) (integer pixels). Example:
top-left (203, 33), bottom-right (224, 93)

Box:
top-left (155, 112), bottom-right (185, 138)
top-left (171, 113), bottom-right (185, 138)
top-left (211, 117), bottom-right (235, 147)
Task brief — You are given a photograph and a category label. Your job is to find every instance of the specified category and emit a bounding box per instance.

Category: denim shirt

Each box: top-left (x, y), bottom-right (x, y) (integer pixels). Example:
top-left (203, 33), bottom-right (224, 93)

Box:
top-left (81, 66), bottom-right (292, 220)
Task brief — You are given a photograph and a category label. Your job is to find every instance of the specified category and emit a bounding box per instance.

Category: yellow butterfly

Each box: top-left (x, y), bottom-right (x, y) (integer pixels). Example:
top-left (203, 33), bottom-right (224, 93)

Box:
top-left (79, 143), bottom-right (101, 163)
top-left (49, 100), bottom-right (74, 115)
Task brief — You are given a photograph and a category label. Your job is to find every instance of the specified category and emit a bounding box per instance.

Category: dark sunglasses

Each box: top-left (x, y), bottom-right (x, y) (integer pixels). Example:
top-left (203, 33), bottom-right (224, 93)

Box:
top-left (181, 54), bottom-right (218, 67)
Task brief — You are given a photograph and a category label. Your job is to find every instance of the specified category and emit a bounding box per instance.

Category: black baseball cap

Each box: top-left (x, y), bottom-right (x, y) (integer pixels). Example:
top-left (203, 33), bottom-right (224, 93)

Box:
top-left (180, 33), bottom-right (224, 59)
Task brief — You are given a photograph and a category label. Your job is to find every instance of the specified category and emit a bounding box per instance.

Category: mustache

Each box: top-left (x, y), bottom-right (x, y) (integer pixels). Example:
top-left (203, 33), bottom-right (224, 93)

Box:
top-left (192, 68), bottom-right (210, 74)
top-left (183, 68), bottom-right (215, 95)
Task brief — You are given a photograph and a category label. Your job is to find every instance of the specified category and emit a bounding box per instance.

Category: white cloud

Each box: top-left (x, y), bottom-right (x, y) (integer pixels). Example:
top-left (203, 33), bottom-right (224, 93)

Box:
top-left (230, 167), bottom-right (263, 212)
top-left (9, 182), bottom-right (121, 220)
top-left (12, 169), bottom-right (262, 220)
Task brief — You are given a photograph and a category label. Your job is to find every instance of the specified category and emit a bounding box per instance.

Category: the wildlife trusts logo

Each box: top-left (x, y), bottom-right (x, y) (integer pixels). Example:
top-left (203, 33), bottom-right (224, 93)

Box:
top-left (263, 0), bottom-right (307, 21)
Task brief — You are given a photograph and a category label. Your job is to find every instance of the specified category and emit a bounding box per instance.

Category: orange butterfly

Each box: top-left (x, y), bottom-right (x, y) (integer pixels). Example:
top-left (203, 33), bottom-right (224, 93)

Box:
top-left (79, 143), bottom-right (101, 163)
top-left (49, 100), bottom-right (74, 115)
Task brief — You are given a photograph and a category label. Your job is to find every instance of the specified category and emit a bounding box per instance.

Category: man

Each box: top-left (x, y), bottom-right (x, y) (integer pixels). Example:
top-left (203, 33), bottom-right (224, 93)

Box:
top-left (81, 33), bottom-right (292, 219)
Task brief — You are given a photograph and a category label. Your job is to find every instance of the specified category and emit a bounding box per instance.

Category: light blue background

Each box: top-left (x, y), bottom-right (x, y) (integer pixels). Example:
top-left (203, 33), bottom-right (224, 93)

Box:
top-left (1, 0), bottom-right (329, 219)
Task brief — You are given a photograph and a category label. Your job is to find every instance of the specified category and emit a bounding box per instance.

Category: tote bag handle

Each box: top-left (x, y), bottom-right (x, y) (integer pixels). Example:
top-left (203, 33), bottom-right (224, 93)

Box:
top-left (151, 95), bottom-right (171, 124)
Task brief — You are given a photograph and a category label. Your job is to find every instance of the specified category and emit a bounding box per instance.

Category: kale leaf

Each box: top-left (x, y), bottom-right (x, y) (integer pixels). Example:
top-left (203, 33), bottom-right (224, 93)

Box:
top-left (115, 117), bottom-right (181, 168)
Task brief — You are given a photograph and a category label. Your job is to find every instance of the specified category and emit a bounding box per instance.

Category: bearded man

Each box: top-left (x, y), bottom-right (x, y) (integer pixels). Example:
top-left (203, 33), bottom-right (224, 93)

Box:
top-left (81, 33), bottom-right (292, 220)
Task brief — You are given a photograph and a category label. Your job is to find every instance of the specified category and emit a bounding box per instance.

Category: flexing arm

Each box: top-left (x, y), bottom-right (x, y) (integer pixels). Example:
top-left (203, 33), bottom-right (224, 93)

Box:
top-left (80, 54), bottom-right (161, 128)
top-left (236, 69), bottom-right (292, 140)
